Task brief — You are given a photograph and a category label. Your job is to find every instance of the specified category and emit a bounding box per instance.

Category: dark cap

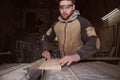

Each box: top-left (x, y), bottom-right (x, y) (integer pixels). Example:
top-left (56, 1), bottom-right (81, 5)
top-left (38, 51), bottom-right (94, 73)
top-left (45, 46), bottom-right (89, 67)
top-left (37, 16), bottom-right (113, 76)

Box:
top-left (56, 0), bottom-right (76, 4)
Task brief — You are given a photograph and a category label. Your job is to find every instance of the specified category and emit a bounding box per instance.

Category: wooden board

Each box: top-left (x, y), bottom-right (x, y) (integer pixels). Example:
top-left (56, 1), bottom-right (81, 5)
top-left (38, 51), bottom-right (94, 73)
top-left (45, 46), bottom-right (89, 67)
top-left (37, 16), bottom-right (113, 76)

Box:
top-left (39, 59), bottom-right (61, 70)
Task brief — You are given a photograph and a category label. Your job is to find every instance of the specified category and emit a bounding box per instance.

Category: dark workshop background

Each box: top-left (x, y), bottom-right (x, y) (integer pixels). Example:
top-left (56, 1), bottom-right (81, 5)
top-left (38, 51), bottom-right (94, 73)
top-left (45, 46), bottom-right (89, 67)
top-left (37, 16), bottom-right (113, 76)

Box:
top-left (0, 0), bottom-right (120, 63)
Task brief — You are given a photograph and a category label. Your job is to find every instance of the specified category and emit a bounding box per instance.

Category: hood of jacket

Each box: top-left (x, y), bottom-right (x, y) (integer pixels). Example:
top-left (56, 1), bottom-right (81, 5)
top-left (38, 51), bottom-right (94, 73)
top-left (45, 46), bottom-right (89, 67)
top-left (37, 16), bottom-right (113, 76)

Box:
top-left (58, 10), bottom-right (80, 23)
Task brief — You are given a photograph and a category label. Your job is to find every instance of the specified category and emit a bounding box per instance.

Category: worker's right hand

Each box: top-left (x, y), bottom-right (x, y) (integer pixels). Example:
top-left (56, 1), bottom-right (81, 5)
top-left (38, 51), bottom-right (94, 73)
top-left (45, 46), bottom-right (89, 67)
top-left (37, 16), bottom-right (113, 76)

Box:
top-left (42, 50), bottom-right (51, 60)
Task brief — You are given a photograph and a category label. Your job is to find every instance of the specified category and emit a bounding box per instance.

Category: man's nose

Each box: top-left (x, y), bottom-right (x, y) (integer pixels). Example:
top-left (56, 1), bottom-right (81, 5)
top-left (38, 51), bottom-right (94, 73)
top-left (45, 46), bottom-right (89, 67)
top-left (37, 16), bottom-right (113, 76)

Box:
top-left (63, 8), bottom-right (66, 12)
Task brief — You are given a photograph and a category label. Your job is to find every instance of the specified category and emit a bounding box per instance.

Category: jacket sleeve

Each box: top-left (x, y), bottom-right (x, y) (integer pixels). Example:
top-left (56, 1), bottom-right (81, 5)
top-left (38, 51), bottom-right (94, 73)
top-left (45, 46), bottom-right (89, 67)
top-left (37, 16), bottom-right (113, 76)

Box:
top-left (42, 27), bottom-right (56, 51)
top-left (76, 16), bottom-right (100, 60)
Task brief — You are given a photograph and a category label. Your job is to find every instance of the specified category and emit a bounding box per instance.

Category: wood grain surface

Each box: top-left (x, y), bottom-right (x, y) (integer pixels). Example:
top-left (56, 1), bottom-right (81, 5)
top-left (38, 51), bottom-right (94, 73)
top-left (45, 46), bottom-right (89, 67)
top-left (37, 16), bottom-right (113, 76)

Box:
top-left (39, 59), bottom-right (61, 70)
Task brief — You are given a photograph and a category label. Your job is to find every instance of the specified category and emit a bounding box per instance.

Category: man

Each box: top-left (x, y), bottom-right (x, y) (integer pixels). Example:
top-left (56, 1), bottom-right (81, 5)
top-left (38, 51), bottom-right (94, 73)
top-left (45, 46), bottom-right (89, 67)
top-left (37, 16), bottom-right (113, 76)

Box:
top-left (42, 0), bottom-right (100, 66)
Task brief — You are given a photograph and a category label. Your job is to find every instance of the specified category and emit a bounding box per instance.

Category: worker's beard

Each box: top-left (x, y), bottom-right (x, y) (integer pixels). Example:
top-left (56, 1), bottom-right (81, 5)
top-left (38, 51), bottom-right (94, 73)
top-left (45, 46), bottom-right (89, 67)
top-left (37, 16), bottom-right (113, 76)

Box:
top-left (61, 11), bottom-right (73, 20)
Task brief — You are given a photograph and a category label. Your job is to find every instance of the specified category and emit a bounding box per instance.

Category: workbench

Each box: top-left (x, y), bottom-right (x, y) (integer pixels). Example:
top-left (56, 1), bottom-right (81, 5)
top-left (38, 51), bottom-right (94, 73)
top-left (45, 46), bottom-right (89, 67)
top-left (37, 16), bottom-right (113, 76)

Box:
top-left (40, 61), bottom-right (120, 80)
top-left (0, 60), bottom-right (120, 80)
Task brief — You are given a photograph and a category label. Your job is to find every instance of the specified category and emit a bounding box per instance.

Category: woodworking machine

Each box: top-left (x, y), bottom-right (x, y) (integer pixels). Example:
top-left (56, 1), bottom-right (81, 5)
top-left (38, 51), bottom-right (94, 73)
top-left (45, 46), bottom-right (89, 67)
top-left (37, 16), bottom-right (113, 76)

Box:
top-left (0, 58), bottom-right (120, 80)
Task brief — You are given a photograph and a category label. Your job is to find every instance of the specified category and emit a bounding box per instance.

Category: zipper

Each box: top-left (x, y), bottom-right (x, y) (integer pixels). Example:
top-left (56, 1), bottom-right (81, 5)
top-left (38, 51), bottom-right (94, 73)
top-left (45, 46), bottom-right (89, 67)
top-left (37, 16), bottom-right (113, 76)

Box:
top-left (63, 23), bottom-right (67, 56)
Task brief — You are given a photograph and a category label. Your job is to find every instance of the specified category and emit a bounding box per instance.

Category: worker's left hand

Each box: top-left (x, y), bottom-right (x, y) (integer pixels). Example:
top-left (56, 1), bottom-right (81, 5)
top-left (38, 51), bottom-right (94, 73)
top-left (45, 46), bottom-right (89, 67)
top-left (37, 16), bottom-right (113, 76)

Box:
top-left (59, 54), bottom-right (80, 66)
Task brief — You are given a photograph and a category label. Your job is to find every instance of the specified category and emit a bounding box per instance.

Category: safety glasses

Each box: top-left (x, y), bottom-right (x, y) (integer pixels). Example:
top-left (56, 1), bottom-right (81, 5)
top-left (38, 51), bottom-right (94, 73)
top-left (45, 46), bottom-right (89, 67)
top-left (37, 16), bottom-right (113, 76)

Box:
top-left (59, 4), bottom-right (73, 9)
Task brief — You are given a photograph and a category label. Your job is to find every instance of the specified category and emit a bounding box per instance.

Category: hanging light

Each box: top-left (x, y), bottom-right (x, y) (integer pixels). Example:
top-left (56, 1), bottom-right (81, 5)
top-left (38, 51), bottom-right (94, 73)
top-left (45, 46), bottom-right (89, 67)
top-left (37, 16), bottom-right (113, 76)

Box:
top-left (101, 8), bottom-right (120, 21)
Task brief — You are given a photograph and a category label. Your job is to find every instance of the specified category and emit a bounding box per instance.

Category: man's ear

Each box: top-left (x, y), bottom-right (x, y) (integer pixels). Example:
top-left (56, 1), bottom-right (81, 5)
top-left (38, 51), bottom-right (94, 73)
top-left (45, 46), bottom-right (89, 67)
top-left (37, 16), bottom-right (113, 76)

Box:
top-left (73, 4), bottom-right (75, 10)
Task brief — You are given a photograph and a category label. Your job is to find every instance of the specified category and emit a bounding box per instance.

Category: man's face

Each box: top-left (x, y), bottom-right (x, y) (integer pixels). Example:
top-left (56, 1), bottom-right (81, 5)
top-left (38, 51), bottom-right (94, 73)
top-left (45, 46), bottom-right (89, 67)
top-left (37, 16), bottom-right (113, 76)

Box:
top-left (59, 0), bottom-right (75, 20)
